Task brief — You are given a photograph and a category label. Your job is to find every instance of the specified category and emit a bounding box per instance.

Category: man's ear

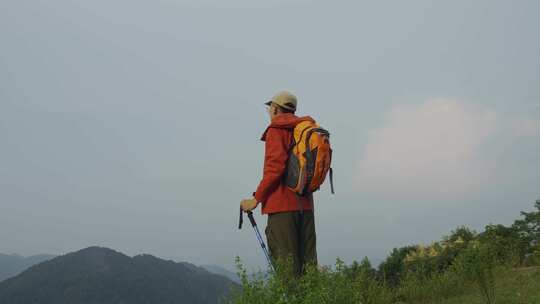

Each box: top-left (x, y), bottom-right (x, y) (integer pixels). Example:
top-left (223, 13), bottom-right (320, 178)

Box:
top-left (273, 107), bottom-right (278, 115)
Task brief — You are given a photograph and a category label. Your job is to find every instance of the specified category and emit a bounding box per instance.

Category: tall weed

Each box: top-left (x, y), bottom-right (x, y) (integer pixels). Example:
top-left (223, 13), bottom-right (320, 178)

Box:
top-left (230, 257), bottom-right (393, 304)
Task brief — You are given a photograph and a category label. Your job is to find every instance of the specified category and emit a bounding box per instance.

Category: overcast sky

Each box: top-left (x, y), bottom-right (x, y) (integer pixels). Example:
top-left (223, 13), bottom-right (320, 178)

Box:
top-left (1, 0), bottom-right (539, 271)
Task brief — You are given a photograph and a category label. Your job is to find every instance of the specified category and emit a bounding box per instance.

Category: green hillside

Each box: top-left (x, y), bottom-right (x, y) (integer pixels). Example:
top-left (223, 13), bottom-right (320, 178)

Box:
top-left (438, 267), bottom-right (540, 304)
top-left (232, 200), bottom-right (540, 304)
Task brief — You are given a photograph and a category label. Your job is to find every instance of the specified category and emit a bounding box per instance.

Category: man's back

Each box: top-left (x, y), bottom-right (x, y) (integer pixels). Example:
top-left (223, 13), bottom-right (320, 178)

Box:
top-left (254, 113), bottom-right (316, 214)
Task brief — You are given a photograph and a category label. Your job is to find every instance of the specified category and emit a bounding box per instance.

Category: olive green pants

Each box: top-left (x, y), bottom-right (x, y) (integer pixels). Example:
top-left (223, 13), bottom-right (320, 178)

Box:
top-left (265, 210), bottom-right (317, 276)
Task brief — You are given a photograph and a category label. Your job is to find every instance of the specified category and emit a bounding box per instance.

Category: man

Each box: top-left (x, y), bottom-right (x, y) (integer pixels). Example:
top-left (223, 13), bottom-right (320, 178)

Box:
top-left (240, 91), bottom-right (317, 276)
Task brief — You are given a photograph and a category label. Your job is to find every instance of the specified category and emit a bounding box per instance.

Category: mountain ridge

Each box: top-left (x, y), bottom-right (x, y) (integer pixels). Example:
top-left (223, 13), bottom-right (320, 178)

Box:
top-left (0, 246), bottom-right (237, 304)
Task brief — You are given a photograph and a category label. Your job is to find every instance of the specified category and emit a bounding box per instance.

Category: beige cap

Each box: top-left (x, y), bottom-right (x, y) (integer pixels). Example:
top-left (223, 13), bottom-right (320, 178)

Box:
top-left (264, 91), bottom-right (297, 111)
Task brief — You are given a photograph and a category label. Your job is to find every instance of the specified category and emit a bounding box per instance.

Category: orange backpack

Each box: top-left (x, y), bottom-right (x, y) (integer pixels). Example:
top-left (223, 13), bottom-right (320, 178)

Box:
top-left (284, 120), bottom-right (334, 196)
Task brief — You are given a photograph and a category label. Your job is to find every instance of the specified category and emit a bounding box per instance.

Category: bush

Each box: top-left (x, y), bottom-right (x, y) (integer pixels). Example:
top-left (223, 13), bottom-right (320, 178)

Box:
top-left (230, 257), bottom-right (393, 304)
top-left (478, 224), bottom-right (527, 266)
top-left (397, 267), bottom-right (465, 303)
top-left (231, 200), bottom-right (540, 303)
top-left (377, 246), bottom-right (416, 287)
top-left (526, 242), bottom-right (540, 266)
top-left (397, 238), bottom-right (505, 304)
top-left (345, 258), bottom-right (393, 304)
top-left (450, 242), bottom-right (500, 304)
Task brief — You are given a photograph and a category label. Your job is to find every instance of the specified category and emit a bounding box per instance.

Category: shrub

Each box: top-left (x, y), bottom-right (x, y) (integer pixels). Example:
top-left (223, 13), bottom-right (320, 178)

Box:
top-left (230, 257), bottom-right (393, 304)
top-left (450, 242), bottom-right (499, 304)
top-left (478, 224), bottom-right (527, 265)
top-left (397, 267), bottom-right (465, 303)
top-left (377, 246), bottom-right (416, 287)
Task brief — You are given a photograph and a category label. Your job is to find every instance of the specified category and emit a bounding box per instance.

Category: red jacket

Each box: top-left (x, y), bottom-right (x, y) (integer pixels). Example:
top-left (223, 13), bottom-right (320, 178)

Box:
top-left (254, 113), bottom-right (316, 214)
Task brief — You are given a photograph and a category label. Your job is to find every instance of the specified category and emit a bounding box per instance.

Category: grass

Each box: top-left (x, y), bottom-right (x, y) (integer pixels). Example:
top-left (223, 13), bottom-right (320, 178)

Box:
top-left (436, 266), bottom-right (540, 304)
top-left (231, 263), bottom-right (540, 304)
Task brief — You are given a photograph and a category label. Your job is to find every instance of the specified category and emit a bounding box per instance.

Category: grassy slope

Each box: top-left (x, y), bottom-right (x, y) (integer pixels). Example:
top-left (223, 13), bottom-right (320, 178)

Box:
top-left (439, 267), bottom-right (540, 304)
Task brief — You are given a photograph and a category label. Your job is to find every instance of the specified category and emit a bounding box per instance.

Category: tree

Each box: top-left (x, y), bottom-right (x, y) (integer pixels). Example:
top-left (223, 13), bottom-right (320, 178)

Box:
top-left (513, 199), bottom-right (540, 241)
top-left (377, 246), bottom-right (416, 287)
top-left (477, 224), bottom-right (527, 264)
top-left (512, 199), bottom-right (540, 264)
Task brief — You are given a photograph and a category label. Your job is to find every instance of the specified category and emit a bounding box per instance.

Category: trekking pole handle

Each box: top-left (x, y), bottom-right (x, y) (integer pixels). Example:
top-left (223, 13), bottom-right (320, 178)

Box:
top-left (247, 211), bottom-right (257, 227)
top-left (239, 209), bottom-right (257, 229)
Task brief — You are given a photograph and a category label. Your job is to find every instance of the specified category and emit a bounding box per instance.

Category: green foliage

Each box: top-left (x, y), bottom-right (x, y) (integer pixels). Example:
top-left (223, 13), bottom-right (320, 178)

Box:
top-left (478, 224), bottom-right (527, 265)
top-left (351, 200), bottom-right (540, 303)
top-left (446, 225), bottom-right (477, 243)
top-left (397, 267), bottom-right (464, 303)
top-left (377, 245), bottom-right (416, 287)
top-left (516, 199), bottom-right (540, 240)
top-left (377, 199), bottom-right (540, 300)
top-left (533, 244), bottom-right (540, 266)
top-left (451, 243), bottom-right (499, 304)
top-left (512, 199), bottom-right (540, 264)
top-left (383, 226), bottom-right (476, 287)
top-left (436, 266), bottom-right (540, 304)
top-left (231, 257), bottom-right (392, 304)
top-left (391, 200), bottom-right (540, 303)
top-left (344, 257), bottom-right (393, 304)
top-left (396, 231), bottom-right (505, 304)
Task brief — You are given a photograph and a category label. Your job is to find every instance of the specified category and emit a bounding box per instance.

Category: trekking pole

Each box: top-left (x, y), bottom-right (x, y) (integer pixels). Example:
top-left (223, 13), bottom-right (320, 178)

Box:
top-left (238, 208), bottom-right (274, 271)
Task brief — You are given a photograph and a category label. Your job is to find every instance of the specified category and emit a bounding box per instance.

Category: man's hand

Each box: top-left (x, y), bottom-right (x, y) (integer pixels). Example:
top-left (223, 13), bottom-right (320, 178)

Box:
top-left (240, 198), bottom-right (258, 212)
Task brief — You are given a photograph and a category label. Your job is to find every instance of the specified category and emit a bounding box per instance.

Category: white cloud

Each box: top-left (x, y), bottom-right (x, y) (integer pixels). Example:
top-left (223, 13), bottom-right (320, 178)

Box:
top-left (357, 99), bottom-right (497, 199)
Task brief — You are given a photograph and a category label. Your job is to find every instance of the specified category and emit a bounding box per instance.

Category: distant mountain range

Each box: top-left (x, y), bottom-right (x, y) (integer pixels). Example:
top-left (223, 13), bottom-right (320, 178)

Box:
top-left (0, 253), bottom-right (55, 282)
top-left (0, 247), bottom-right (238, 304)
top-left (0, 252), bottom-right (240, 284)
